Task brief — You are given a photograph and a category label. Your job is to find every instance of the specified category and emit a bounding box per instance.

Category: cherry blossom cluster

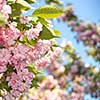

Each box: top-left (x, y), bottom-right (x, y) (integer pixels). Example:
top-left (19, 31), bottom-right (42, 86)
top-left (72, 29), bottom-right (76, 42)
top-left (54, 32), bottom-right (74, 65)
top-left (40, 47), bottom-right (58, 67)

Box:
top-left (19, 75), bottom-right (67, 100)
top-left (14, 44), bottom-right (67, 100)
top-left (48, 42), bottom-right (100, 99)
top-left (0, 0), bottom-right (64, 99)
top-left (0, 0), bottom-right (11, 20)
top-left (48, 41), bottom-right (100, 99)
top-left (0, 24), bottom-right (59, 99)
top-left (17, 40), bottom-right (100, 100)
top-left (59, 5), bottom-right (100, 46)
top-left (62, 42), bottom-right (100, 99)
top-left (59, 5), bottom-right (100, 62)
top-left (0, 21), bottom-right (62, 100)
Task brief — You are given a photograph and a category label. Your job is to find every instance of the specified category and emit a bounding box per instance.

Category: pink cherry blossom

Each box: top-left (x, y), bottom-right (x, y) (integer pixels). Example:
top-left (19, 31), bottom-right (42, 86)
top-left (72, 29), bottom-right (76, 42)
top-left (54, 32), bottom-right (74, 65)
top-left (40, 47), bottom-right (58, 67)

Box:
top-left (24, 23), bottom-right (42, 40)
top-left (20, 16), bottom-right (29, 24)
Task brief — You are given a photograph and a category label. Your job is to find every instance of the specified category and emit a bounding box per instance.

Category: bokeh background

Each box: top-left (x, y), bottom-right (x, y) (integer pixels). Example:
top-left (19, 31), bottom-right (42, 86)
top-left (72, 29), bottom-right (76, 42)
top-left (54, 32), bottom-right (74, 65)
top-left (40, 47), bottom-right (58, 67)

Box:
top-left (29, 0), bottom-right (100, 99)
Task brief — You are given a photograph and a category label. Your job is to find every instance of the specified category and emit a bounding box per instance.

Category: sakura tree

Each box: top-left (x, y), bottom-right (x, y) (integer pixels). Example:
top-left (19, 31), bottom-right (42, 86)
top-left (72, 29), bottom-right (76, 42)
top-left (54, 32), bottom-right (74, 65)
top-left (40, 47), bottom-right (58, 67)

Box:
top-left (0, 0), bottom-right (63, 99)
top-left (0, 0), bottom-right (100, 100)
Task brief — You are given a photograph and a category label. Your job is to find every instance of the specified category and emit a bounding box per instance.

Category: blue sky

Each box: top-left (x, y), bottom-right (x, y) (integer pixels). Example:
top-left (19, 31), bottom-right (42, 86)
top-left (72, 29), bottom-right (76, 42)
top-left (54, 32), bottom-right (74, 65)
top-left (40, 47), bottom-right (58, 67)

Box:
top-left (66, 0), bottom-right (100, 23)
top-left (54, 0), bottom-right (100, 67)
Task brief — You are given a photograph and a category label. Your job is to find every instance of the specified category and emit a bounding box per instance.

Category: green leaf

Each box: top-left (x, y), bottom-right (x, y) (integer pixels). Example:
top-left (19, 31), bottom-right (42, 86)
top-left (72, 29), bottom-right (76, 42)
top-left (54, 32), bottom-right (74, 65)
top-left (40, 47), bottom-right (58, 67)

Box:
top-left (29, 16), bottom-right (39, 24)
top-left (31, 77), bottom-right (38, 88)
top-left (7, 0), bottom-right (14, 4)
top-left (28, 64), bottom-right (43, 75)
top-left (25, 0), bottom-right (36, 3)
top-left (10, 3), bottom-right (31, 17)
top-left (28, 64), bottom-right (38, 75)
top-left (17, 35), bottom-right (37, 46)
top-left (17, 0), bottom-right (32, 9)
top-left (0, 13), bottom-right (4, 26)
top-left (10, 3), bottom-right (23, 17)
top-left (6, 64), bottom-right (14, 74)
top-left (28, 39), bottom-right (37, 46)
top-left (0, 80), bottom-right (11, 92)
top-left (33, 5), bottom-right (64, 18)
top-left (38, 17), bottom-right (49, 26)
top-left (54, 29), bottom-right (61, 36)
top-left (39, 25), bottom-right (58, 40)
top-left (0, 45), bottom-right (5, 49)
top-left (17, 23), bottom-right (26, 31)
top-left (23, 35), bottom-right (29, 43)
top-left (23, 35), bottom-right (37, 46)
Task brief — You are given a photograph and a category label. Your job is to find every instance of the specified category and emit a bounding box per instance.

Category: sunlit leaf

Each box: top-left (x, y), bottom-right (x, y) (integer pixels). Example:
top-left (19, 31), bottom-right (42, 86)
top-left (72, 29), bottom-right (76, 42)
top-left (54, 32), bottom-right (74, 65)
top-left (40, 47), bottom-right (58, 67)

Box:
top-left (33, 5), bottom-right (64, 18)
top-left (0, 13), bottom-right (4, 26)
top-left (17, 0), bottom-right (32, 9)
top-left (39, 25), bottom-right (58, 40)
